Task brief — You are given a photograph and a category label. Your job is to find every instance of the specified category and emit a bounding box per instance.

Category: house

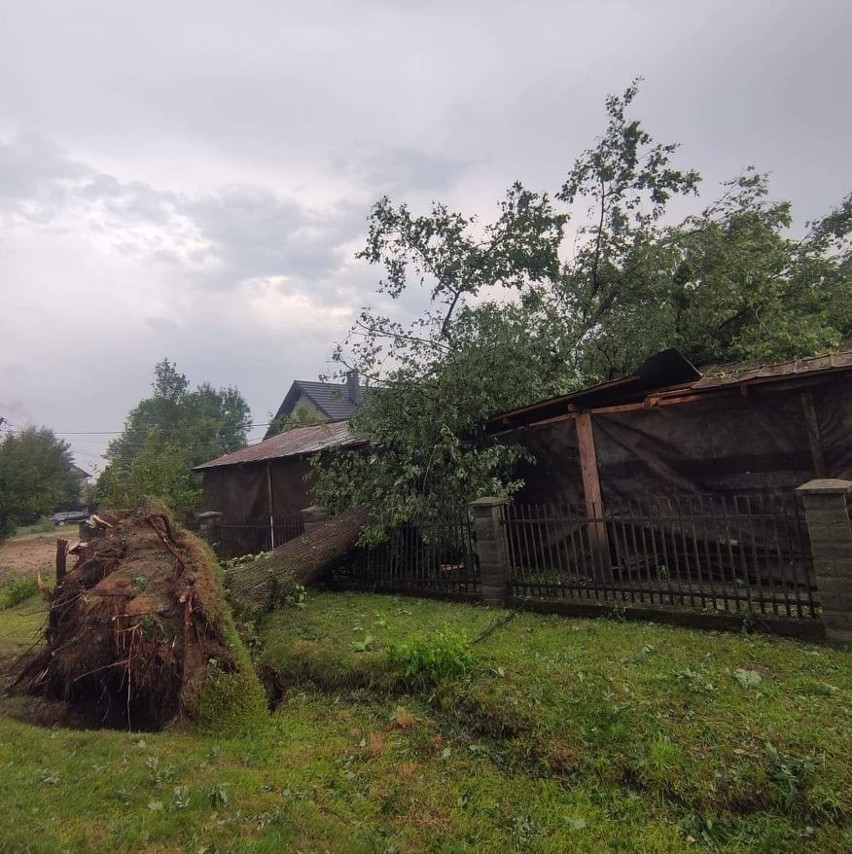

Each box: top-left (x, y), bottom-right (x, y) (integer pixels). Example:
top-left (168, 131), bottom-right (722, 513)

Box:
top-left (264, 370), bottom-right (364, 439)
top-left (485, 348), bottom-right (852, 512)
top-left (194, 420), bottom-right (369, 521)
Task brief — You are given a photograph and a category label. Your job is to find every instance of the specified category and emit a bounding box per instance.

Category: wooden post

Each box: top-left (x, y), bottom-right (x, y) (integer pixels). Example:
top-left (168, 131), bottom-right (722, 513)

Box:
top-left (55, 538), bottom-right (68, 587)
top-left (800, 392), bottom-right (827, 478)
top-left (266, 462), bottom-right (276, 549)
top-left (575, 412), bottom-right (612, 578)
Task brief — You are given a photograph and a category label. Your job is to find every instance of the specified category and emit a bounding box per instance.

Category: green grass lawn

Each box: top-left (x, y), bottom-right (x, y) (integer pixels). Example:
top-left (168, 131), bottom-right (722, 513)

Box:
top-left (0, 589), bottom-right (849, 852)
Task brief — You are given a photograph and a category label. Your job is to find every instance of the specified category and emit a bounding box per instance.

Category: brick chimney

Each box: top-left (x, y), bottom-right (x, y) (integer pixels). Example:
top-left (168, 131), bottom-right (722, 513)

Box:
top-left (346, 369), bottom-right (361, 405)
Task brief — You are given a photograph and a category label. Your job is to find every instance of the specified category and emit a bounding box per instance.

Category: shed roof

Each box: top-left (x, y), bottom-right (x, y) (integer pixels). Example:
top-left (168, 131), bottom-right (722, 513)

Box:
top-left (486, 348), bottom-right (852, 433)
top-left (194, 420), bottom-right (369, 470)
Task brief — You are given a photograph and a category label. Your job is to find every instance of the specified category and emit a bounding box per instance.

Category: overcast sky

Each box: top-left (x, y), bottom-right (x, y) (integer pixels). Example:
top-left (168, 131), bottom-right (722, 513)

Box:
top-left (1, 0), bottom-right (849, 474)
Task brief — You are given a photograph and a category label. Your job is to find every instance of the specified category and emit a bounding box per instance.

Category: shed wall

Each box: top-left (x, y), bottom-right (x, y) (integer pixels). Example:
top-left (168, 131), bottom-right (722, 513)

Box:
top-left (201, 457), bottom-right (314, 519)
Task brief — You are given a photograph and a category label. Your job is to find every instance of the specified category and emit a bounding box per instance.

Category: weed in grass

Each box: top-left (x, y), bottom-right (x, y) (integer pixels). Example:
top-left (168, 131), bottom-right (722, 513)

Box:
top-left (386, 625), bottom-right (474, 687)
top-left (763, 740), bottom-right (816, 814)
top-left (351, 632), bottom-right (375, 652)
top-left (145, 755), bottom-right (177, 788)
top-left (284, 584), bottom-right (309, 608)
top-left (170, 785), bottom-right (191, 810)
top-left (208, 782), bottom-right (230, 807)
top-left (734, 667), bottom-right (763, 688)
top-left (668, 666), bottom-right (718, 695)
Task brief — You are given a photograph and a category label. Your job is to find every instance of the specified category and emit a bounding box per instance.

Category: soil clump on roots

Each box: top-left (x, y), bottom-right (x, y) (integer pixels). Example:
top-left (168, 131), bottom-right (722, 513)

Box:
top-left (13, 503), bottom-right (264, 732)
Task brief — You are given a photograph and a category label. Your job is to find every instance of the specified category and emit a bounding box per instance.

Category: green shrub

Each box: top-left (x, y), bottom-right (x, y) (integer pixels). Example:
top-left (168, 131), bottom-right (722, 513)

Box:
top-left (386, 625), bottom-right (475, 687)
top-left (0, 577), bottom-right (40, 610)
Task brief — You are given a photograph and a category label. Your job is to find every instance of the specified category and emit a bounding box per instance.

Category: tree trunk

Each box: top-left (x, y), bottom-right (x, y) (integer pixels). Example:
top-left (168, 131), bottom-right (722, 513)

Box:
top-left (227, 507), bottom-right (368, 616)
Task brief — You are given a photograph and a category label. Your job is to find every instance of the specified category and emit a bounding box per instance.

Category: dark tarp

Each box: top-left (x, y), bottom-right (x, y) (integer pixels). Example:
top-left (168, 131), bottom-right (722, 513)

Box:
top-left (200, 457), bottom-right (314, 521)
top-left (499, 378), bottom-right (851, 590)
top-left (507, 378), bottom-right (852, 505)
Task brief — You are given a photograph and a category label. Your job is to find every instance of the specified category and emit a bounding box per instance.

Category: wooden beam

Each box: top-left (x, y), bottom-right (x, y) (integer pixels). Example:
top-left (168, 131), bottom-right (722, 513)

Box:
top-left (575, 412), bottom-right (611, 578)
top-left (266, 462), bottom-right (276, 549)
top-left (800, 391), bottom-right (828, 478)
top-left (55, 538), bottom-right (68, 587)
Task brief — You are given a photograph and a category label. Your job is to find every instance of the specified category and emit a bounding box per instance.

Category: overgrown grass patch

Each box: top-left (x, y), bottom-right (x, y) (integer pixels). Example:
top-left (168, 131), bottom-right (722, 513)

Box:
top-left (0, 576), bottom-right (39, 611)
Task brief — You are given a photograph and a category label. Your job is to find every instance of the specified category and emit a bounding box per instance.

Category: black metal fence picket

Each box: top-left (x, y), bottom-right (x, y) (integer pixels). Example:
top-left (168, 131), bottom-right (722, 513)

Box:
top-left (503, 492), bottom-right (819, 619)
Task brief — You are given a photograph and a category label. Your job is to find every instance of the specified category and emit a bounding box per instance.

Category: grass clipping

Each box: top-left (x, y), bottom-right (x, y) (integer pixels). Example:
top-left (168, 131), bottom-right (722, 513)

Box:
top-left (15, 503), bottom-right (265, 732)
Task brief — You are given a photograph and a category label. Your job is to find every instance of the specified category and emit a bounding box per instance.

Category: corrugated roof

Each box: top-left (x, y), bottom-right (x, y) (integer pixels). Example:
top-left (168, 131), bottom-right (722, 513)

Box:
top-left (692, 350), bottom-right (852, 390)
top-left (487, 348), bottom-right (852, 432)
top-left (194, 420), bottom-right (369, 470)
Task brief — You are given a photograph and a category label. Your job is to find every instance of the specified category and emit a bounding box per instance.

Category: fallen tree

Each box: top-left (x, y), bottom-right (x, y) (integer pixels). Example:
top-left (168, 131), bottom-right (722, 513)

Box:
top-left (14, 503), bottom-right (265, 732)
top-left (227, 506), bottom-right (368, 617)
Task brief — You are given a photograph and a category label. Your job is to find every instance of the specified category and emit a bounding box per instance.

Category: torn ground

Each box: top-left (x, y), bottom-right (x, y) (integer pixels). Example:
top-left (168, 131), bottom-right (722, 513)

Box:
top-left (13, 503), bottom-right (264, 731)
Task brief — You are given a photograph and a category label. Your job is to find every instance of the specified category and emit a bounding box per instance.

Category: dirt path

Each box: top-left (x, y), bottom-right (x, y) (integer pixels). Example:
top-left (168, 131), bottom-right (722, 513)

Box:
top-left (0, 530), bottom-right (67, 585)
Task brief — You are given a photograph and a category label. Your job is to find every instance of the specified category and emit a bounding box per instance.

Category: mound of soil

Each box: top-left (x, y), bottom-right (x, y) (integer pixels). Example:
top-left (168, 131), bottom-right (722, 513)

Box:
top-left (14, 504), bottom-right (264, 731)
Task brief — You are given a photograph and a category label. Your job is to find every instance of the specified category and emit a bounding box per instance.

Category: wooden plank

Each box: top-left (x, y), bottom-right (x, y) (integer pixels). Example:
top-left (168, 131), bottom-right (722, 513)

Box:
top-left (575, 412), bottom-right (611, 578)
top-left (800, 391), bottom-right (827, 478)
top-left (55, 538), bottom-right (68, 587)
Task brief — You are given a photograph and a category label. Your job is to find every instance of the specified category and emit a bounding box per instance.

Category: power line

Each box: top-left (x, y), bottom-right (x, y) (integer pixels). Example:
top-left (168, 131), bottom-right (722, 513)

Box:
top-left (49, 422), bottom-right (274, 436)
top-left (47, 415), bottom-right (341, 436)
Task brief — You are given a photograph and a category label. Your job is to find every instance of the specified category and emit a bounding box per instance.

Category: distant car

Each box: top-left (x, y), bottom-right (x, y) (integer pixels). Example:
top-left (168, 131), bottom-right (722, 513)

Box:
top-left (51, 511), bottom-right (89, 526)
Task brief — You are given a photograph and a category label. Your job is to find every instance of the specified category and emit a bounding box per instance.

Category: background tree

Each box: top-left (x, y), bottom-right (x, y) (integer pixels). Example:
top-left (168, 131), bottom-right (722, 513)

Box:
top-left (97, 360), bottom-right (251, 515)
top-left (314, 81), bottom-right (851, 528)
top-left (0, 426), bottom-right (80, 539)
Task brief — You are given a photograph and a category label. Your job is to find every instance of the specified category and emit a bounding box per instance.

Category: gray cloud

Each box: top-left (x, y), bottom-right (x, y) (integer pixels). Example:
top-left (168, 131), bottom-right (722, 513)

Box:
top-left (144, 316), bottom-right (180, 332)
top-left (0, 134), bottom-right (369, 299)
top-left (332, 144), bottom-right (474, 195)
top-left (0, 0), bottom-right (849, 470)
top-left (184, 187), bottom-right (366, 292)
top-left (0, 133), bottom-right (91, 219)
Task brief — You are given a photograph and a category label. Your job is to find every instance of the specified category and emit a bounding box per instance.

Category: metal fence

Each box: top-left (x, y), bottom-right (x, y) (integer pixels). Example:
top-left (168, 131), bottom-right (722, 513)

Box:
top-left (332, 514), bottom-right (480, 598)
top-left (503, 492), bottom-right (819, 620)
top-left (187, 515), bottom-right (304, 560)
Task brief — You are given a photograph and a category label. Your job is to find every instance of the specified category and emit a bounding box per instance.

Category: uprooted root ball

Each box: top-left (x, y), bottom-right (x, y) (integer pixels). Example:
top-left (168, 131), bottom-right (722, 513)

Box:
top-left (14, 503), bottom-right (265, 732)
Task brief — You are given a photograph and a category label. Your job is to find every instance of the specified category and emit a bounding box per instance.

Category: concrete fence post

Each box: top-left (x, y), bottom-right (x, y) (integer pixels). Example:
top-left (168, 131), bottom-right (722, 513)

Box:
top-left (796, 479), bottom-right (852, 647)
top-left (301, 505), bottom-right (331, 536)
top-left (470, 497), bottom-right (511, 607)
top-left (196, 511), bottom-right (223, 546)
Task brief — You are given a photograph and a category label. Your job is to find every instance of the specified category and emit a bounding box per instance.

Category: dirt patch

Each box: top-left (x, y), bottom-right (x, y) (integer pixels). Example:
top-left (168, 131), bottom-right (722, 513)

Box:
top-left (0, 530), bottom-right (66, 585)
